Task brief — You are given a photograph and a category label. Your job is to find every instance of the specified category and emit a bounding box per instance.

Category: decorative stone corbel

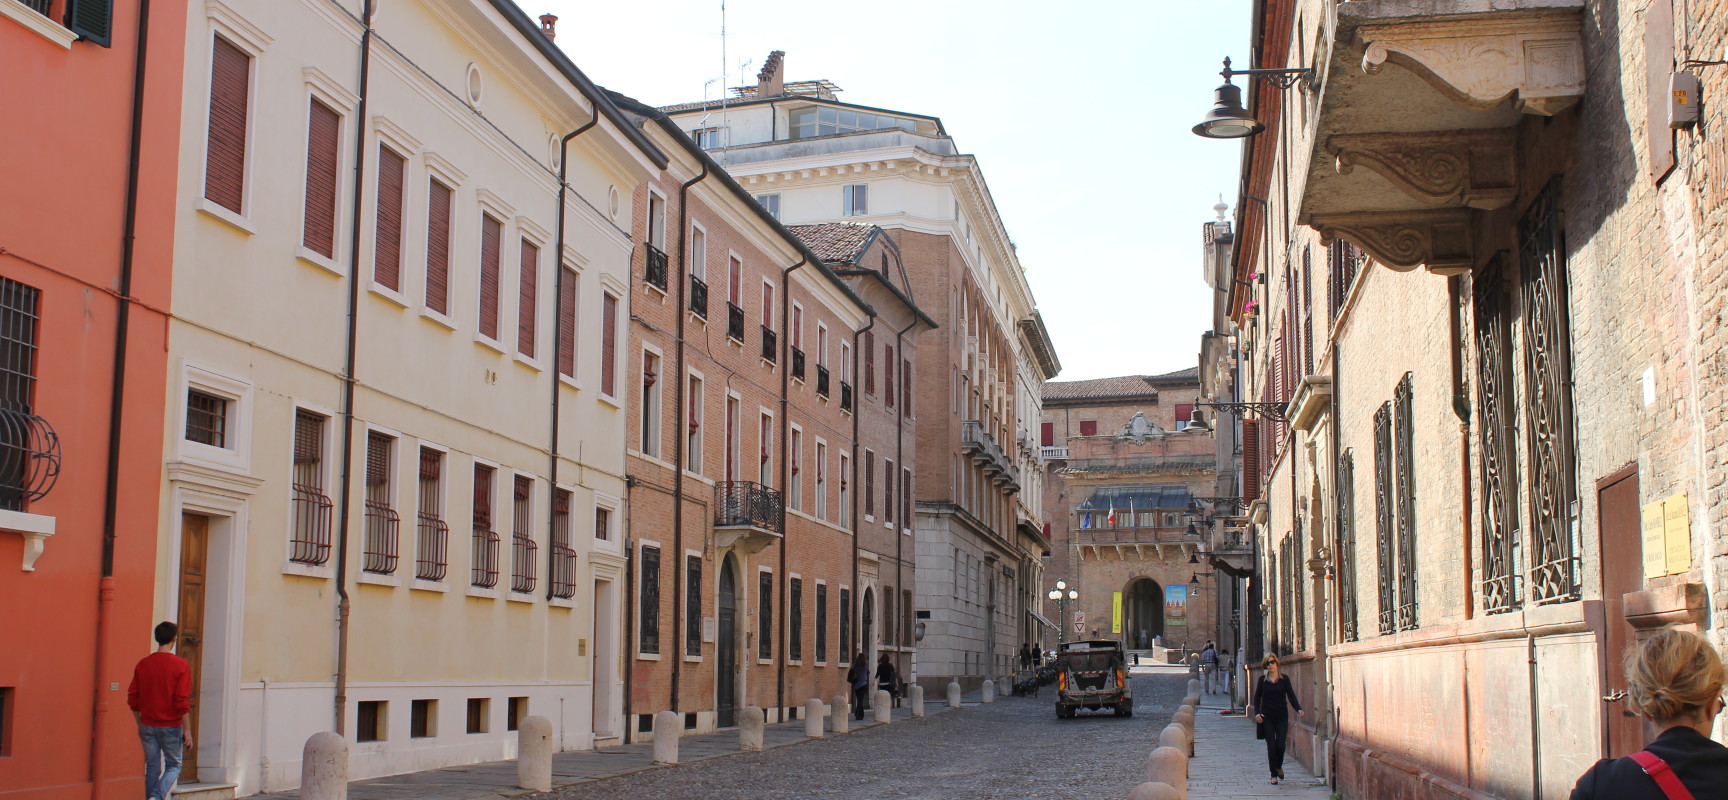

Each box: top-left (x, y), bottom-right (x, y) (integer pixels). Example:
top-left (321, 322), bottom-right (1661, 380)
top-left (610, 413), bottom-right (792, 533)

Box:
top-left (1358, 15), bottom-right (1585, 116)
top-left (1328, 130), bottom-right (1516, 209)
top-left (1, 509), bottom-right (57, 571)
top-left (1310, 208), bottom-right (1477, 275)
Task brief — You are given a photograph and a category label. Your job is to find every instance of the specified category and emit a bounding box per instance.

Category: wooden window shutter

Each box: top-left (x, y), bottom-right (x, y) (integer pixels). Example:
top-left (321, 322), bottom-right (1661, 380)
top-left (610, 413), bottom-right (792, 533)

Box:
top-left (294, 410), bottom-right (324, 465)
top-left (473, 465), bottom-right (493, 527)
top-left (557, 269), bottom-right (577, 378)
top-left (518, 239), bottom-right (539, 358)
top-left (65, 0), bottom-right (113, 46)
top-left (1242, 420), bottom-right (1261, 501)
top-left (479, 215), bottom-right (503, 339)
top-left (374, 145), bottom-right (406, 291)
top-left (425, 180), bottom-right (453, 314)
top-left (365, 432), bottom-right (390, 487)
top-left (302, 97), bottom-right (342, 258)
top-left (864, 332), bottom-right (875, 395)
top-left (884, 345), bottom-right (895, 407)
top-left (864, 451), bottom-right (875, 516)
top-left (1040, 422), bottom-right (1053, 447)
top-left (1302, 247), bottom-right (1315, 377)
top-left (902, 359), bottom-right (912, 411)
top-left (204, 36), bottom-right (251, 214)
top-left (418, 447), bottom-right (441, 480)
top-left (600, 292), bottom-right (618, 396)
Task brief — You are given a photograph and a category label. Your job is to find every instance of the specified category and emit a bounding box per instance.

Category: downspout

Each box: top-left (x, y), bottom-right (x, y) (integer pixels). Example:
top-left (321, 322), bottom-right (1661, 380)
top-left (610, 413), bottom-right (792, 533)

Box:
top-left (1448, 275), bottom-right (1473, 619)
top-left (851, 315), bottom-right (877, 662)
top-left (622, 475), bottom-right (637, 743)
top-left (1529, 632), bottom-right (1543, 800)
top-left (669, 161), bottom-right (711, 711)
top-left (332, 0), bottom-right (377, 735)
top-left (546, 114), bottom-right (600, 602)
top-left (92, 1), bottom-right (155, 794)
top-left (776, 255), bottom-right (807, 717)
top-left (891, 316), bottom-right (915, 678)
top-left (1327, 339), bottom-right (1342, 784)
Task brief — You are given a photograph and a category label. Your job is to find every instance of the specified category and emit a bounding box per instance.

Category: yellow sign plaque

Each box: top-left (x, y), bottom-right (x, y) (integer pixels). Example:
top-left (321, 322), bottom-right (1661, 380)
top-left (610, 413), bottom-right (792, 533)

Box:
top-left (1642, 500), bottom-right (1666, 580)
top-left (1112, 591), bottom-right (1123, 634)
top-left (1663, 493), bottom-right (1691, 575)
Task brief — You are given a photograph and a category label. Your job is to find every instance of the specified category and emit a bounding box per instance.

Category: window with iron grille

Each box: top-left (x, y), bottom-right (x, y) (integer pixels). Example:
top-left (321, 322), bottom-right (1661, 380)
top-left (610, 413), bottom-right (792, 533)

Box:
top-left (302, 97), bottom-right (342, 259)
top-left (204, 35), bottom-right (251, 214)
top-left (550, 489), bottom-right (576, 599)
top-left (478, 214), bottom-right (503, 340)
top-left (758, 571), bottom-right (773, 660)
top-left (839, 587), bottom-right (852, 659)
top-left (471, 464), bottom-right (498, 588)
top-left (1476, 254), bottom-right (1521, 614)
top-left (1373, 402), bottom-right (1396, 635)
top-left (789, 577), bottom-right (803, 662)
top-left (686, 555), bottom-right (702, 657)
top-left (0, 279), bottom-right (42, 513)
top-left (425, 179), bottom-right (453, 315)
top-left (1518, 179), bottom-right (1581, 605)
top-left (1294, 519), bottom-right (1306, 651)
top-left (185, 390), bottom-right (228, 448)
top-left (1393, 373), bottom-right (1419, 631)
top-left (289, 410), bottom-right (332, 565)
top-left (595, 505), bottom-right (611, 541)
top-left (416, 447), bottom-right (448, 581)
top-left (1338, 449), bottom-right (1359, 642)
top-left (363, 431), bottom-right (399, 574)
top-left (511, 475), bottom-right (537, 594)
top-left (815, 582), bottom-right (828, 663)
top-left (639, 545), bottom-right (660, 654)
top-left (374, 144), bottom-right (406, 291)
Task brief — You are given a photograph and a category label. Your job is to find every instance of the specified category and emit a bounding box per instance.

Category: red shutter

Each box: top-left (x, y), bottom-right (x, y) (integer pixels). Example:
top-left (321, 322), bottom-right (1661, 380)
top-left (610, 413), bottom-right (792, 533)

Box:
top-left (884, 459), bottom-right (894, 523)
top-left (204, 36), bottom-right (251, 213)
top-left (884, 345), bottom-right (895, 407)
top-left (1175, 403), bottom-right (1195, 427)
top-left (374, 145), bottom-right (405, 290)
top-left (864, 332), bottom-right (875, 395)
top-left (1302, 247), bottom-right (1314, 377)
top-left (302, 98), bottom-right (341, 258)
top-left (425, 179), bottom-right (453, 314)
top-left (557, 268), bottom-right (576, 377)
top-left (600, 293), bottom-right (618, 396)
top-left (479, 215), bottom-right (502, 339)
top-left (1040, 422), bottom-right (1053, 447)
top-left (1242, 420), bottom-right (1261, 501)
top-left (864, 451), bottom-right (875, 517)
top-left (1079, 420), bottom-right (1097, 436)
top-left (902, 359), bottom-right (912, 411)
top-left (518, 239), bottom-right (539, 357)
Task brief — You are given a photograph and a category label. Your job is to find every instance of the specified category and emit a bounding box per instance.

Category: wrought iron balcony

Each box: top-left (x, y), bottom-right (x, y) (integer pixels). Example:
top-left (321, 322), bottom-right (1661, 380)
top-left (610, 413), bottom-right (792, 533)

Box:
top-left (689, 275), bottom-right (709, 317)
top-left (715, 481), bottom-right (784, 555)
top-left (791, 347), bottom-right (805, 381)
top-left (760, 326), bottom-right (777, 363)
top-left (840, 381), bottom-right (853, 411)
top-left (726, 302), bottom-right (745, 341)
top-left (645, 245), bottom-right (668, 291)
top-left (815, 365), bottom-right (830, 397)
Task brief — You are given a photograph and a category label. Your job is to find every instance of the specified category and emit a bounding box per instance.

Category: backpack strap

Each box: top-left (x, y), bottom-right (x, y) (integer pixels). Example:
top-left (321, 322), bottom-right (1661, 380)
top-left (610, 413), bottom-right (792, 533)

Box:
top-left (1628, 750), bottom-right (1698, 800)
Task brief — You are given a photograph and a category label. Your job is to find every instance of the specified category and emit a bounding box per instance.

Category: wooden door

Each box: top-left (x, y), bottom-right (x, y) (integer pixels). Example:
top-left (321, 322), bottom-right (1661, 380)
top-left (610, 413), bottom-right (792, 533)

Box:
top-left (177, 513), bottom-right (210, 778)
top-left (1596, 466), bottom-right (1642, 757)
top-left (716, 559), bottom-right (737, 728)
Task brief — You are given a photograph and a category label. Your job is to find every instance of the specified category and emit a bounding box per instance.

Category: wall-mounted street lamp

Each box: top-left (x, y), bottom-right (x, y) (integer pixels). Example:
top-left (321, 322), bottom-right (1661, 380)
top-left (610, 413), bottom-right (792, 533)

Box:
top-left (1048, 580), bottom-right (1080, 644)
top-left (1192, 57), bottom-right (1316, 139)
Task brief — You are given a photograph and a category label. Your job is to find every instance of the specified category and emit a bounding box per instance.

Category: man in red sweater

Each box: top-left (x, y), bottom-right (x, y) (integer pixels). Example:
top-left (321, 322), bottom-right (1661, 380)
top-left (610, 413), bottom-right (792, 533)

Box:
top-left (128, 621), bottom-right (192, 800)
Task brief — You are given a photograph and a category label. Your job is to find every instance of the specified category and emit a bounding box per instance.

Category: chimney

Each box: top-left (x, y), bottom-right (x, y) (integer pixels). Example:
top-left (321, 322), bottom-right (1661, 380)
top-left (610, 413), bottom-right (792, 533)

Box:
top-left (757, 50), bottom-right (786, 97)
top-left (539, 13), bottom-right (558, 40)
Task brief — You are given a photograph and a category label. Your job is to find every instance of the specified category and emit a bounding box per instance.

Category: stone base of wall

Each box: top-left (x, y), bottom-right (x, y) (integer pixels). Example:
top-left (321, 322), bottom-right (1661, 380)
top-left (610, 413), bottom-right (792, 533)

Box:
top-left (1333, 735), bottom-right (1494, 800)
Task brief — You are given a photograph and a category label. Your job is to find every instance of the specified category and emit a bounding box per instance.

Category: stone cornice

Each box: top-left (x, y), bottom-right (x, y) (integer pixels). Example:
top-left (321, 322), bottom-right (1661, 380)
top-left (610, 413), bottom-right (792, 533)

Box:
top-left (1358, 13), bottom-right (1585, 116)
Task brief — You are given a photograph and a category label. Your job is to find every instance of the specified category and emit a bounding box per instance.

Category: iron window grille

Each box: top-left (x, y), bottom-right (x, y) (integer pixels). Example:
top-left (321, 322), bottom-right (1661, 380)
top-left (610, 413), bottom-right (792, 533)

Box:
top-left (21, 0), bottom-right (51, 14)
top-left (551, 489), bottom-right (577, 599)
top-left (511, 476), bottom-right (537, 594)
top-left (789, 577), bottom-right (803, 661)
top-left (362, 432), bottom-right (399, 574)
top-left (839, 587), bottom-right (852, 659)
top-left (816, 583), bottom-right (828, 663)
top-left (689, 274), bottom-right (708, 317)
top-left (815, 365), bottom-right (830, 397)
top-left (185, 390), bottom-right (228, 447)
top-left (1519, 179), bottom-right (1581, 605)
top-left (640, 545), bottom-right (661, 654)
top-left (0, 278), bottom-right (58, 513)
top-left (726, 302), bottom-right (745, 342)
top-left (416, 447), bottom-right (448, 581)
top-left (790, 347), bottom-right (805, 381)
top-left (840, 381), bottom-right (853, 412)
top-left (757, 571), bottom-right (773, 660)
top-left (1393, 373), bottom-right (1419, 631)
top-left (471, 465), bottom-right (499, 588)
top-left (1476, 254), bottom-right (1522, 614)
top-left (686, 555), bottom-right (702, 657)
top-left (290, 410), bottom-right (333, 565)
top-left (1338, 449), bottom-right (1359, 642)
top-left (645, 245), bottom-right (669, 291)
top-left (1373, 403), bottom-right (1396, 636)
top-left (760, 326), bottom-right (777, 364)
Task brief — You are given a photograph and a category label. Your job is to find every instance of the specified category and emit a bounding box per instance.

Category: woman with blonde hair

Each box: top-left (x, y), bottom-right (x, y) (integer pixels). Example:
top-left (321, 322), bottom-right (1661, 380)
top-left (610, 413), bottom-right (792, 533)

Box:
top-left (1570, 629), bottom-right (1728, 799)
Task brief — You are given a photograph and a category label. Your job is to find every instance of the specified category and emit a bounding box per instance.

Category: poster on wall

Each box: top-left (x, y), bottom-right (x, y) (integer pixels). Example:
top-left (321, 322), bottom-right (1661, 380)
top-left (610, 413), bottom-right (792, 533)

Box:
top-left (1165, 584), bottom-right (1188, 627)
top-left (1112, 591), bottom-right (1123, 634)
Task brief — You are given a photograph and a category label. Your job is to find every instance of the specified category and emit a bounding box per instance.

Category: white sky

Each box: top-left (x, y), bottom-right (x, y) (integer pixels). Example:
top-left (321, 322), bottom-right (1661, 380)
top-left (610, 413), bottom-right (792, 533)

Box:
top-left (533, 0), bottom-right (1251, 381)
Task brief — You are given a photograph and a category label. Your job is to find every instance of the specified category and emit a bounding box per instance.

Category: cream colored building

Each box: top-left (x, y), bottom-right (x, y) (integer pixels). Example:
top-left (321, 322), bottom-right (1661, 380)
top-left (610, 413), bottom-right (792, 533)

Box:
top-left (159, 1), bottom-right (661, 793)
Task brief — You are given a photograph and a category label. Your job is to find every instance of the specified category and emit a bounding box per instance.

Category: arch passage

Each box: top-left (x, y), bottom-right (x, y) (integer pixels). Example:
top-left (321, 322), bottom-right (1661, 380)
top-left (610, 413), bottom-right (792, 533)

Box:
top-left (1122, 578), bottom-right (1163, 649)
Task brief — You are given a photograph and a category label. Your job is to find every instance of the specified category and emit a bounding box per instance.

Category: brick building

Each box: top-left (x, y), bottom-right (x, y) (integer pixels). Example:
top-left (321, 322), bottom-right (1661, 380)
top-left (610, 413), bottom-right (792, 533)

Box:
top-left (1202, 0), bottom-right (1728, 797)
top-left (1040, 373), bottom-right (1220, 654)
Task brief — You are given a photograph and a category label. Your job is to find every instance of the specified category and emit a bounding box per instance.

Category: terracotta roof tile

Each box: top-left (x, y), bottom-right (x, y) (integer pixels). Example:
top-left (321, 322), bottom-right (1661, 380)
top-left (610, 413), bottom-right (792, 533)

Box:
top-left (1042, 369), bottom-right (1198, 400)
top-left (787, 222), bottom-right (876, 265)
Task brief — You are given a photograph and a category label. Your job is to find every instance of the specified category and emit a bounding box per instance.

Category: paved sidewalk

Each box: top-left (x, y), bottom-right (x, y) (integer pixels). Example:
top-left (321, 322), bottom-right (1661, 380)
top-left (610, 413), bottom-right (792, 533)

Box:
top-left (1187, 700), bottom-right (1333, 799)
top-left (254, 697), bottom-right (961, 800)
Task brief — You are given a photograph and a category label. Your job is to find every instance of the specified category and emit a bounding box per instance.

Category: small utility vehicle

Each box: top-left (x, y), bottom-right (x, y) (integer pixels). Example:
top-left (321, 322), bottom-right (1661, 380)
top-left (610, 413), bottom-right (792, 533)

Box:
top-left (1054, 639), bottom-right (1132, 718)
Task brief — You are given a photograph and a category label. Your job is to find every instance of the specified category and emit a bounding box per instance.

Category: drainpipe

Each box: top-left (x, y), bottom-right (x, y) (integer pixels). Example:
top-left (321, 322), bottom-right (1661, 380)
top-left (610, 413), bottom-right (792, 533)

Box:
top-left (1529, 632), bottom-right (1543, 800)
top-left (776, 255), bottom-right (807, 718)
top-left (1448, 275), bottom-right (1474, 620)
top-left (332, 0), bottom-right (377, 736)
top-left (622, 475), bottom-right (637, 743)
top-left (890, 315), bottom-right (915, 678)
top-left (850, 315), bottom-right (877, 663)
top-left (545, 114), bottom-right (600, 602)
top-left (91, 1), bottom-right (156, 795)
top-left (668, 161), bottom-right (710, 712)
top-left (1326, 339), bottom-right (1342, 784)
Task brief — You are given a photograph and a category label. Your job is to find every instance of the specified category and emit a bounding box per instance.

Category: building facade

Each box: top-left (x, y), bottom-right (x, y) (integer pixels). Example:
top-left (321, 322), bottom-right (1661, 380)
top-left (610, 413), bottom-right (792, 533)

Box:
top-left (160, 1), bottom-right (661, 792)
top-left (663, 54), bottom-right (1061, 693)
top-left (1, 1), bottom-right (187, 796)
top-left (1208, 0), bottom-right (1728, 797)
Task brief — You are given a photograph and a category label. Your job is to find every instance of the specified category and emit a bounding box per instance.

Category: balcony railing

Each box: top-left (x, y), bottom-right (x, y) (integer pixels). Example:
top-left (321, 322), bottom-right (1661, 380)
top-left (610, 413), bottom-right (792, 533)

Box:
top-left (715, 481), bottom-right (784, 532)
top-left (415, 513), bottom-right (449, 581)
top-left (689, 275), bottom-right (709, 317)
top-left (362, 499), bottom-right (400, 574)
top-left (726, 302), bottom-right (745, 341)
top-left (816, 365), bottom-right (830, 397)
top-left (1040, 445), bottom-right (1068, 460)
top-left (645, 245), bottom-right (668, 291)
top-left (840, 381), bottom-right (853, 411)
top-left (760, 326), bottom-right (777, 363)
top-left (790, 347), bottom-right (805, 381)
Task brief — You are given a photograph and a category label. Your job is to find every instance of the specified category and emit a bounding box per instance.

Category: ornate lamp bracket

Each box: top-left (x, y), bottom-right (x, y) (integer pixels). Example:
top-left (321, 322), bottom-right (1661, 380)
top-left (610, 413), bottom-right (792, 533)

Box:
top-left (1328, 130), bottom-right (1517, 210)
top-left (1197, 401), bottom-right (1289, 424)
top-left (1358, 15), bottom-right (1585, 116)
top-left (1310, 208), bottom-right (1477, 276)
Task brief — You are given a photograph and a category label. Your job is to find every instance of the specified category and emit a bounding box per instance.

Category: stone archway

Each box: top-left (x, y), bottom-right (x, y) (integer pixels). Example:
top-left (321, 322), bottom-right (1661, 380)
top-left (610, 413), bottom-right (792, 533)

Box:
top-left (1122, 577), bottom-right (1163, 649)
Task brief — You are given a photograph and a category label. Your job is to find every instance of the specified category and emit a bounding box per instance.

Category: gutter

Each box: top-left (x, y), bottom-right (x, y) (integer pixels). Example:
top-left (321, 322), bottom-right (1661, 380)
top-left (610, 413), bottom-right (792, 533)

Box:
top-left (546, 114), bottom-right (602, 602)
top-left (669, 161), bottom-right (711, 711)
top-left (776, 255), bottom-right (807, 718)
top-left (850, 315), bottom-right (876, 664)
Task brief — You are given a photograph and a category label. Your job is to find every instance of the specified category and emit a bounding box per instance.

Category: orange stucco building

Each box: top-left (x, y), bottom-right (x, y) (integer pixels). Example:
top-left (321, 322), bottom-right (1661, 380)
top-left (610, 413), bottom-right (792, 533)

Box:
top-left (1, 1), bottom-right (186, 797)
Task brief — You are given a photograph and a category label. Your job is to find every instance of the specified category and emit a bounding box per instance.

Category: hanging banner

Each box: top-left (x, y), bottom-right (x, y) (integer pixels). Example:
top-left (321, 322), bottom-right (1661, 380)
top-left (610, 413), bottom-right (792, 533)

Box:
top-left (1112, 592), bottom-right (1123, 634)
top-left (1165, 584), bottom-right (1188, 627)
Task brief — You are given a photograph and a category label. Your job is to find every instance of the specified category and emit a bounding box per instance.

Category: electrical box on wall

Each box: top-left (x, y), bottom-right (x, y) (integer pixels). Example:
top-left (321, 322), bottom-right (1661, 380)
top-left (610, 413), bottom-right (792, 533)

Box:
top-left (1669, 71), bottom-right (1701, 129)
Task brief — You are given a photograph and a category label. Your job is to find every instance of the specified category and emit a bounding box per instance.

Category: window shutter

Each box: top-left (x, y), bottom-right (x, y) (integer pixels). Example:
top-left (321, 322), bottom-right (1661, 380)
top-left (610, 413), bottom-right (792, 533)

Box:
top-left (864, 332), bottom-right (875, 394)
top-left (1079, 420), bottom-right (1097, 436)
top-left (1040, 422), bottom-right (1053, 447)
top-left (425, 180), bottom-right (453, 314)
top-left (473, 466), bottom-right (493, 527)
top-left (204, 36), bottom-right (251, 213)
top-left (884, 345), bottom-right (895, 407)
top-left (902, 359), bottom-right (912, 411)
top-left (374, 145), bottom-right (406, 291)
top-left (1302, 247), bottom-right (1315, 377)
top-left (864, 451), bottom-right (875, 516)
top-left (884, 459), bottom-right (894, 524)
top-left (557, 269), bottom-right (577, 377)
top-left (600, 293), bottom-right (618, 396)
top-left (65, 0), bottom-right (112, 46)
top-left (478, 215), bottom-right (503, 339)
top-left (1242, 420), bottom-right (1261, 501)
top-left (302, 98), bottom-right (342, 259)
top-left (518, 239), bottom-right (539, 358)
top-left (1175, 404), bottom-right (1195, 426)
top-left (293, 410), bottom-right (323, 465)
top-left (418, 447), bottom-right (441, 480)
top-left (365, 432), bottom-right (389, 486)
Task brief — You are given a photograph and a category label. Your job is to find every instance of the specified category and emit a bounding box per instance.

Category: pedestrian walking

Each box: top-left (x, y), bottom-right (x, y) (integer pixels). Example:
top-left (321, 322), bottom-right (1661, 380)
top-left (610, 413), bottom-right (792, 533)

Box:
top-left (1569, 629), bottom-right (1728, 799)
top-left (876, 653), bottom-right (899, 707)
top-left (1219, 648), bottom-right (1235, 698)
top-left (1251, 653), bottom-right (1303, 784)
top-left (129, 621), bottom-right (192, 800)
top-left (1019, 643), bottom-right (1033, 671)
top-left (847, 653), bottom-right (870, 719)
top-left (1202, 641), bottom-right (1219, 694)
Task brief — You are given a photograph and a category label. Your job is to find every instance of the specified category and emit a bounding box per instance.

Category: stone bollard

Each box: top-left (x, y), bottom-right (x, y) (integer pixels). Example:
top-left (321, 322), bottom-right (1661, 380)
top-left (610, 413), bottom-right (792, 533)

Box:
top-left (981, 679), bottom-right (995, 703)
top-left (1159, 723), bottom-right (1187, 752)
top-left (1187, 678), bottom-right (1201, 696)
top-left (1182, 695), bottom-right (1200, 708)
top-left (1129, 781), bottom-right (1183, 800)
top-left (804, 698), bottom-right (826, 738)
top-left (652, 710), bottom-right (681, 764)
top-left (516, 715), bottom-right (553, 791)
top-left (948, 680), bottom-right (962, 708)
top-left (832, 694), bottom-right (851, 734)
top-left (739, 706), bottom-right (765, 751)
top-left (302, 731), bottom-right (349, 800)
top-left (875, 690), bottom-right (893, 723)
top-left (1146, 745), bottom-right (1187, 796)
top-left (910, 684), bottom-right (926, 717)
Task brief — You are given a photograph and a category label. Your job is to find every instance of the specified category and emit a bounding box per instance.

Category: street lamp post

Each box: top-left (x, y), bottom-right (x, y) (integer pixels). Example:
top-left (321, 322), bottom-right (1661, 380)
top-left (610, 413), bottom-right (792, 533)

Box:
top-left (1047, 580), bottom-right (1079, 645)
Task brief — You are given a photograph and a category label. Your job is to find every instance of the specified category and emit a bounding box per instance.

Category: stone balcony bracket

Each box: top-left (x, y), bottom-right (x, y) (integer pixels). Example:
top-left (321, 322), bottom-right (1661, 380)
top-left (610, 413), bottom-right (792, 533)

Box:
top-left (716, 527), bottom-right (781, 556)
top-left (1328, 129), bottom-right (1517, 210)
top-left (1287, 376), bottom-right (1335, 432)
top-left (1358, 14), bottom-right (1585, 116)
top-left (0, 509), bottom-right (57, 571)
top-left (1311, 208), bottom-right (1477, 276)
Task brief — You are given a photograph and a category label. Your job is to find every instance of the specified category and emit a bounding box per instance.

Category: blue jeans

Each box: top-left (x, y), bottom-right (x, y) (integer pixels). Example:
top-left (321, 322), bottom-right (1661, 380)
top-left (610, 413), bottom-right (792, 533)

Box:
top-left (140, 724), bottom-right (184, 800)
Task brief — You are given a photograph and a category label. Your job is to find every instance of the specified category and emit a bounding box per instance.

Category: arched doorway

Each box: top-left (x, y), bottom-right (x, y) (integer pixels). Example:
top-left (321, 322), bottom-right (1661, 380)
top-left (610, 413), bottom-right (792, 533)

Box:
top-left (1122, 578), bottom-right (1163, 649)
top-left (861, 587), bottom-right (875, 663)
top-left (716, 555), bottom-right (739, 728)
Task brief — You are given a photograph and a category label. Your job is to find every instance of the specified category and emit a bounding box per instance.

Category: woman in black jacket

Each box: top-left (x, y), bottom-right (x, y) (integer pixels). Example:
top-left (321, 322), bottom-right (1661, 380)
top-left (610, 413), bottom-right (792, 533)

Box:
top-left (1570, 630), bottom-right (1728, 799)
top-left (1252, 653), bottom-right (1303, 784)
